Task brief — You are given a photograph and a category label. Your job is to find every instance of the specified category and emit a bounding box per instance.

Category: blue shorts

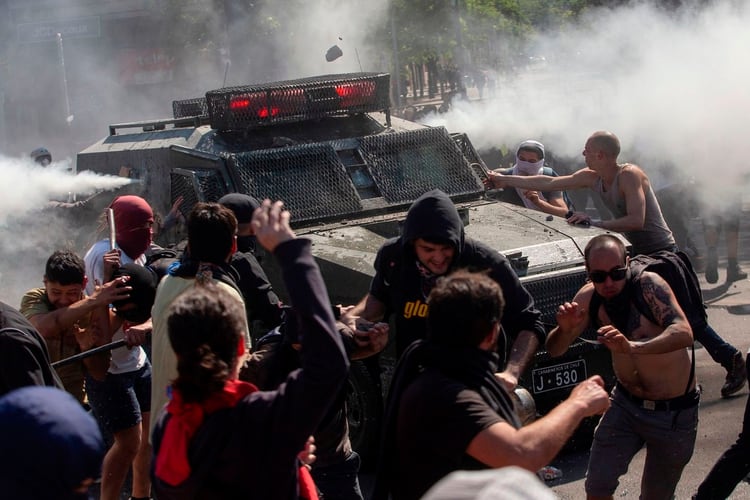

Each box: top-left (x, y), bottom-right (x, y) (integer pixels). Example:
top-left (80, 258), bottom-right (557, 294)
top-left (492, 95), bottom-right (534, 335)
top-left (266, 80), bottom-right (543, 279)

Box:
top-left (85, 362), bottom-right (152, 434)
top-left (585, 385), bottom-right (698, 499)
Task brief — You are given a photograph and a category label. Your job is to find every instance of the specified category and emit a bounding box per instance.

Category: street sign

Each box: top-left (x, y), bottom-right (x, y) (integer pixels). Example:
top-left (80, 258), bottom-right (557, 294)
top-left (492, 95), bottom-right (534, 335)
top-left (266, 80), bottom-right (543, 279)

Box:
top-left (17, 16), bottom-right (101, 44)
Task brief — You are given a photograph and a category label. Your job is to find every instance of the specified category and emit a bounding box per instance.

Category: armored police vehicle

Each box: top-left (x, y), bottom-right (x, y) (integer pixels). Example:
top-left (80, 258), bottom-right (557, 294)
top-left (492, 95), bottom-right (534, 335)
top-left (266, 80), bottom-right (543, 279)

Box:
top-left (76, 72), bottom-right (619, 462)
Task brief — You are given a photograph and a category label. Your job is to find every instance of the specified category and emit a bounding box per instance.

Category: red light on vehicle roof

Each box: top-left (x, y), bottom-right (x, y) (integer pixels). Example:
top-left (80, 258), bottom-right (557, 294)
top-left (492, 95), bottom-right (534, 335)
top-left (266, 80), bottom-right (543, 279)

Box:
top-left (257, 106), bottom-right (280, 118)
top-left (230, 98), bottom-right (251, 110)
top-left (335, 81), bottom-right (376, 108)
top-left (229, 95), bottom-right (278, 118)
top-left (229, 90), bottom-right (301, 120)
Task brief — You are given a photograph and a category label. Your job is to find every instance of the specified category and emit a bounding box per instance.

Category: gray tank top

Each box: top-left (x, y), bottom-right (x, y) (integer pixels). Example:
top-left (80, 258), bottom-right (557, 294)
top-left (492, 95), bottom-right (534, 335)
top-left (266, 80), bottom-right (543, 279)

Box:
top-left (594, 165), bottom-right (675, 255)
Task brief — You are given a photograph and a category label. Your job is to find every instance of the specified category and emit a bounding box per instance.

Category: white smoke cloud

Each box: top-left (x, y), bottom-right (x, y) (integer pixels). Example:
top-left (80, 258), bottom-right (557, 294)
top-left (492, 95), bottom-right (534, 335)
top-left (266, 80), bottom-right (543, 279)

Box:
top-left (0, 155), bottom-right (133, 304)
top-left (424, 1), bottom-right (750, 209)
top-left (0, 156), bottom-right (132, 224)
top-left (224, 0), bottom-right (390, 84)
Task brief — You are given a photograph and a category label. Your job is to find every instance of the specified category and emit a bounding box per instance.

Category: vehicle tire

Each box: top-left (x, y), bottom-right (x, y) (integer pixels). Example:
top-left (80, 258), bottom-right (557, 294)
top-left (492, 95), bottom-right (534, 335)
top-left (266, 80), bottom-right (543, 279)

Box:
top-left (346, 359), bottom-right (383, 470)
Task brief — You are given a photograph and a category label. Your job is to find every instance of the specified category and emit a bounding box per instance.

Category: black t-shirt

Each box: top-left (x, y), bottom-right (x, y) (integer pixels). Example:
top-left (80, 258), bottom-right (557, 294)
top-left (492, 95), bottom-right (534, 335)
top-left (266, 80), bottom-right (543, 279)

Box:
top-left (0, 302), bottom-right (63, 396)
top-left (392, 368), bottom-right (504, 500)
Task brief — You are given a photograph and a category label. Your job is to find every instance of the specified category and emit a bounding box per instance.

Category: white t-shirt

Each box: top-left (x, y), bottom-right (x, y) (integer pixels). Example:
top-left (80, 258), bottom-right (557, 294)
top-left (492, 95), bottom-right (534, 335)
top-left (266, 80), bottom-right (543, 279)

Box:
top-left (83, 238), bottom-right (148, 374)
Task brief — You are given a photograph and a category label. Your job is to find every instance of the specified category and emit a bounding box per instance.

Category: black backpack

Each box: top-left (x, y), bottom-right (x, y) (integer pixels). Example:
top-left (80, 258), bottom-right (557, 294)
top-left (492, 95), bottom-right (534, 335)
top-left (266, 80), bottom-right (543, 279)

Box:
top-left (589, 250), bottom-right (707, 334)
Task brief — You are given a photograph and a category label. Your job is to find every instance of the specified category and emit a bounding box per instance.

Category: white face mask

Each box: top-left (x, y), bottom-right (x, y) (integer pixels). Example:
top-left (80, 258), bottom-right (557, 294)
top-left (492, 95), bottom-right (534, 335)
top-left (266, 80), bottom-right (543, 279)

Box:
top-left (515, 158), bottom-right (544, 175)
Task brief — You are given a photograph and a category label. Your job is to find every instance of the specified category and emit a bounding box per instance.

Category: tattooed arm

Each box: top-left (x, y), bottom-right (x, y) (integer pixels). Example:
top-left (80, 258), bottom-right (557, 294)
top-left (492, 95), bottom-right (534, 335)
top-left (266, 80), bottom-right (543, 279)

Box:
top-left (599, 271), bottom-right (693, 355)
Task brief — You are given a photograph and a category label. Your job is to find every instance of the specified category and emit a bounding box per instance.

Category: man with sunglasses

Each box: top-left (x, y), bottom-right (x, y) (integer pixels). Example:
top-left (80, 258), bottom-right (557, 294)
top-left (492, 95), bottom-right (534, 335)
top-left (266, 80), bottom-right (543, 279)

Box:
top-left (547, 234), bottom-right (698, 500)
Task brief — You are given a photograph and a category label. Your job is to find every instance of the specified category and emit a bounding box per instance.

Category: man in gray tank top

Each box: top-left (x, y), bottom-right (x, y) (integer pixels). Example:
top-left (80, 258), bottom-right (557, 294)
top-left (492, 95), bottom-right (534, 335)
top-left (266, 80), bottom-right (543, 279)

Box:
top-left (486, 131), bottom-right (674, 255)
top-left (485, 130), bottom-right (747, 398)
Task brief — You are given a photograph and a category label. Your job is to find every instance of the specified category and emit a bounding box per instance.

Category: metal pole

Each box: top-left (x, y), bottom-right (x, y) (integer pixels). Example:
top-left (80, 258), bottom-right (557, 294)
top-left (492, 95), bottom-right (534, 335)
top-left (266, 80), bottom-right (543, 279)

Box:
top-left (56, 33), bottom-right (73, 124)
top-left (390, 1), bottom-right (403, 107)
top-left (51, 339), bottom-right (127, 368)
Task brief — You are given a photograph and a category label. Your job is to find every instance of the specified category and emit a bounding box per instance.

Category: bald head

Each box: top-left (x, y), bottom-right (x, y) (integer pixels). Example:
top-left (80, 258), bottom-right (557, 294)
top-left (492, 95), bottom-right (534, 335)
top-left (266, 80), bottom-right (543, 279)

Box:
top-left (584, 234), bottom-right (627, 266)
top-left (587, 131), bottom-right (621, 160)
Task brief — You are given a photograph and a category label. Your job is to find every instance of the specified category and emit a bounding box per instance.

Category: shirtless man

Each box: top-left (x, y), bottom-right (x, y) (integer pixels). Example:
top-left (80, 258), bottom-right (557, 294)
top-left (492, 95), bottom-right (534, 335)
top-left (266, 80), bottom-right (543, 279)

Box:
top-left (547, 234), bottom-right (698, 500)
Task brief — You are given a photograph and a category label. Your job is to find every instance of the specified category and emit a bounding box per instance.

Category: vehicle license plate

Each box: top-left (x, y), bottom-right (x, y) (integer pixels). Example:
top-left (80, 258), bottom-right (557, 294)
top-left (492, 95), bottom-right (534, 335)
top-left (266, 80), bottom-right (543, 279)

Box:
top-left (531, 360), bottom-right (587, 394)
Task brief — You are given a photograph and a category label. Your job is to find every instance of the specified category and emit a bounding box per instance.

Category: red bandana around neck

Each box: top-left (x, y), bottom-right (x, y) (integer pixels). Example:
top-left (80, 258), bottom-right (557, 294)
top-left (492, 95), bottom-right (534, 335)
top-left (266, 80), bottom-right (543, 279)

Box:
top-left (155, 378), bottom-right (320, 499)
top-left (155, 379), bottom-right (258, 486)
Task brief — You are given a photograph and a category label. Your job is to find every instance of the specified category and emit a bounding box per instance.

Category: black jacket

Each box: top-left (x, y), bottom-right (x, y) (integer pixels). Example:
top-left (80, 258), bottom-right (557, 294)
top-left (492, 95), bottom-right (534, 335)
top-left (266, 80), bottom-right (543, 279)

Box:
top-left (370, 189), bottom-right (545, 356)
top-left (151, 239), bottom-right (350, 500)
top-left (0, 302), bottom-right (63, 396)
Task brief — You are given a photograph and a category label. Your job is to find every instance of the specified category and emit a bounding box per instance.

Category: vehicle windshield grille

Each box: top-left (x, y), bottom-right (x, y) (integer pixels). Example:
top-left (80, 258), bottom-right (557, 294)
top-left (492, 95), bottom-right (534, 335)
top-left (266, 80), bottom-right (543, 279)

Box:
top-left (360, 127), bottom-right (483, 203)
top-left (228, 143), bottom-right (362, 224)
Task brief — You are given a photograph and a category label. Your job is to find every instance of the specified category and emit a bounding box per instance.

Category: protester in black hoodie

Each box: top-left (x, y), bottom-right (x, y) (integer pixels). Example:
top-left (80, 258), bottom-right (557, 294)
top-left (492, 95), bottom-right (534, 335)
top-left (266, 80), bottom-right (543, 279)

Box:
top-left (342, 189), bottom-right (545, 390)
top-left (218, 193), bottom-right (284, 344)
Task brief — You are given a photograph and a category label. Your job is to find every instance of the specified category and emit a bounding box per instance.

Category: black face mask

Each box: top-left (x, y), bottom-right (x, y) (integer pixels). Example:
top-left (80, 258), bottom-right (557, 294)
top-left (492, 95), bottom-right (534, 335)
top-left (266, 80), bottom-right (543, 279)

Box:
top-left (113, 302), bottom-right (151, 325)
top-left (237, 235), bottom-right (265, 262)
top-left (236, 235), bottom-right (255, 253)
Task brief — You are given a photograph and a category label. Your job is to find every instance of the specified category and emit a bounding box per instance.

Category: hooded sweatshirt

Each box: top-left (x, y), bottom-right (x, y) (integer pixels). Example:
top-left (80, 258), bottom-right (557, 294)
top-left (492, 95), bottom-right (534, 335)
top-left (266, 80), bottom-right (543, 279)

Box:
top-left (370, 189), bottom-right (545, 356)
top-left (0, 386), bottom-right (104, 500)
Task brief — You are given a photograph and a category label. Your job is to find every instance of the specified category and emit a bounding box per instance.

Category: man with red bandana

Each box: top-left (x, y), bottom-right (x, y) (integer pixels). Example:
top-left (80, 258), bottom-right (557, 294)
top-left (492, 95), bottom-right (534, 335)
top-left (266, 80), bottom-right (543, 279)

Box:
top-left (83, 195), bottom-right (155, 500)
top-left (85, 195), bottom-right (155, 290)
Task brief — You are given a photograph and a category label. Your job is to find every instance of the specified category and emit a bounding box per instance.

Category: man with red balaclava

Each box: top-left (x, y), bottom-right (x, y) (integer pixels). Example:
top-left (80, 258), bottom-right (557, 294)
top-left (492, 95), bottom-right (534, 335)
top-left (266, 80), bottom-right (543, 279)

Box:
top-left (83, 195), bottom-right (155, 500)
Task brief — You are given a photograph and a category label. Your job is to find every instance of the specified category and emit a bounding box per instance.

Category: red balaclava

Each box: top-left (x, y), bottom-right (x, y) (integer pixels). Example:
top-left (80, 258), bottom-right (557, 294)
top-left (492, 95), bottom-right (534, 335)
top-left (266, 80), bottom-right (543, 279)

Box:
top-left (110, 195), bottom-right (153, 260)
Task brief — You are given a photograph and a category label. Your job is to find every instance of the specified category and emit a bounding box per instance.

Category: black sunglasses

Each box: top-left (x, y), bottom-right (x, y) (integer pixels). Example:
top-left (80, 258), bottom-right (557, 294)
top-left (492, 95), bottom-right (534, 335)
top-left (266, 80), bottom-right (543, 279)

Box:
top-left (588, 267), bottom-right (628, 283)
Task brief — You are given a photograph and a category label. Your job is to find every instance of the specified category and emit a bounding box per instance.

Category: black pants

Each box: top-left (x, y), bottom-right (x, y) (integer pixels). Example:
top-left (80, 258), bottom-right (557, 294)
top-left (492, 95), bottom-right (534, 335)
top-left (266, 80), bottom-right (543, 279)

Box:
top-left (695, 353), bottom-right (750, 499)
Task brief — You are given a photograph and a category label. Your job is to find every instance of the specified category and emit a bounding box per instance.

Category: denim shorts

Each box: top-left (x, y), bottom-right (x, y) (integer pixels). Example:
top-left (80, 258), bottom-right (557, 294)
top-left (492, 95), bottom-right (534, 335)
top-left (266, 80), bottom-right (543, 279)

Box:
top-left (85, 361), bottom-right (152, 434)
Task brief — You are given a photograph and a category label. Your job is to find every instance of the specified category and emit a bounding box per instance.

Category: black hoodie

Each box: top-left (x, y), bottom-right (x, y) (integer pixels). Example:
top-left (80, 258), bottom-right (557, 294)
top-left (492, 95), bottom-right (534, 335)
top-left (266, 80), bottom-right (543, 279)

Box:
top-left (370, 189), bottom-right (545, 357)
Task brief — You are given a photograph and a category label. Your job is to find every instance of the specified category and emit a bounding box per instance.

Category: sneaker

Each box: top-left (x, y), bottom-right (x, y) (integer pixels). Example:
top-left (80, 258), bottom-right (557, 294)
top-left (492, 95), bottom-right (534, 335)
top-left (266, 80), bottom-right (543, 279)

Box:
top-left (705, 250), bottom-right (718, 284)
top-left (721, 352), bottom-right (747, 398)
top-left (726, 265), bottom-right (748, 283)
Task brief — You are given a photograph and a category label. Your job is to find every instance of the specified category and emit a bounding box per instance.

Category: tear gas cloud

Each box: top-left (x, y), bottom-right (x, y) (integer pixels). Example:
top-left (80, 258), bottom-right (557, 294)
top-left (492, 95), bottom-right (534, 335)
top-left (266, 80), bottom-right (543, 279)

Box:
top-left (425, 1), bottom-right (750, 210)
top-left (4, 0), bottom-right (745, 302)
top-left (0, 156), bottom-right (133, 304)
top-left (1, 0), bottom-right (390, 305)
top-left (0, 157), bottom-right (132, 223)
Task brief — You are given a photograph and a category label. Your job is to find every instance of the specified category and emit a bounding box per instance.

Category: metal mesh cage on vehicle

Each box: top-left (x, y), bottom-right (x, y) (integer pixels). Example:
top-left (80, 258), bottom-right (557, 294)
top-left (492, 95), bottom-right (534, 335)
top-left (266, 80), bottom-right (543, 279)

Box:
top-left (170, 168), bottom-right (229, 217)
top-left (521, 268), bottom-right (588, 327)
top-left (172, 97), bottom-right (208, 119)
top-left (227, 143), bottom-right (362, 224)
top-left (451, 132), bottom-right (491, 181)
top-left (206, 73), bottom-right (391, 131)
top-left (361, 127), bottom-right (484, 203)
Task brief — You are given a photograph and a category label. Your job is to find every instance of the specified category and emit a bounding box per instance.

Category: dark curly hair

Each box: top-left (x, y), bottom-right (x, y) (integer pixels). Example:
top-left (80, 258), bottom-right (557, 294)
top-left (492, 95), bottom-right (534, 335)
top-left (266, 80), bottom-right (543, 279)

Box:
top-left (44, 250), bottom-right (85, 285)
top-left (187, 203), bottom-right (237, 264)
top-left (167, 282), bottom-right (246, 403)
top-left (427, 270), bottom-right (505, 348)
